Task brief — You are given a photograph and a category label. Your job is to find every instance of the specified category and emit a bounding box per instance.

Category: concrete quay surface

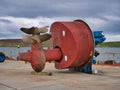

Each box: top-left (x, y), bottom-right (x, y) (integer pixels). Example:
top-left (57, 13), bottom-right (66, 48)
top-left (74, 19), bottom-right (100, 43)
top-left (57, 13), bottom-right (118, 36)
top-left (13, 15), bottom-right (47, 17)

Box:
top-left (0, 60), bottom-right (120, 90)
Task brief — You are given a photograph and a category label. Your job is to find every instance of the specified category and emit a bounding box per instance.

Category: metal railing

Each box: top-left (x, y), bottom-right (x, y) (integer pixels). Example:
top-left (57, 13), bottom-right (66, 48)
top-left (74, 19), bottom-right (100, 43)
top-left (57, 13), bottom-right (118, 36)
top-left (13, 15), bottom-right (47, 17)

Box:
top-left (96, 52), bottom-right (120, 64)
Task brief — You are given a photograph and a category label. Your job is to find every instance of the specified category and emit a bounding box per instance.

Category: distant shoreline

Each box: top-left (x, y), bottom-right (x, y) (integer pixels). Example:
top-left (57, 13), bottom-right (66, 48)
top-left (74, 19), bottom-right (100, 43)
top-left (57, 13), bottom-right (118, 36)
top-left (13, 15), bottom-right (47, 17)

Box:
top-left (0, 39), bottom-right (120, 47)
top-left (0, 39), bottom-right (51, 47)
top-left (97, 42), bottom-right (120, 47)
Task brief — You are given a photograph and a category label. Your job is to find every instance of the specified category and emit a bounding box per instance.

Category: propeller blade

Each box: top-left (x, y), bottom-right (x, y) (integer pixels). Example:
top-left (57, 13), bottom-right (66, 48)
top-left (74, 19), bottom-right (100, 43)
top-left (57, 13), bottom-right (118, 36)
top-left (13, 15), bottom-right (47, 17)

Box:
top-left (20, 27), bottom-right (37, 34)
top-left (40, 34), bottom-right (51, 42)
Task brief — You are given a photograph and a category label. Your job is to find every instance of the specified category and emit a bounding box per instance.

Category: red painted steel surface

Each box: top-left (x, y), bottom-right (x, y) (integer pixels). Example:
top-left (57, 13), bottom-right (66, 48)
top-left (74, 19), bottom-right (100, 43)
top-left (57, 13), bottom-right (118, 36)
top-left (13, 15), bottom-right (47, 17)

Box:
top-left (44, 48), bottom-right (62, 62)
top-left (19, 43), bottom-right (62, 72)
top-left (50, 21), bottom-right (94, 69)
top-left (19, 43), bottom-right (46, 72)
top-left (19, 20), bottom-right (94, 72)
top-left (30, 50), bottom-right (45, 72)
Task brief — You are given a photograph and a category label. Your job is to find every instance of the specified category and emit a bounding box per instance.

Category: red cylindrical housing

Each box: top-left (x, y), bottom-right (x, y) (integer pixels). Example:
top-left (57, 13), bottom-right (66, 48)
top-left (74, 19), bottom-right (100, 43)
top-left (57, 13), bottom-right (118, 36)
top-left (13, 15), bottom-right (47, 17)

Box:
top-left (50, 21), bottom-right (94, 69)
top-left (44, 48), bottom-right (62, 62)
top-left (18, 51), bottom-right (31, 62)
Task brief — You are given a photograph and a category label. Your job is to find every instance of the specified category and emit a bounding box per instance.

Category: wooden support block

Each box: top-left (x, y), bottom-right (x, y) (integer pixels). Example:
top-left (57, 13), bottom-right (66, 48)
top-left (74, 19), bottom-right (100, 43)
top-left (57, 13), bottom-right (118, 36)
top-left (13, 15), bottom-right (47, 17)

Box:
top-left (31, 71), bottom-right (52, 76)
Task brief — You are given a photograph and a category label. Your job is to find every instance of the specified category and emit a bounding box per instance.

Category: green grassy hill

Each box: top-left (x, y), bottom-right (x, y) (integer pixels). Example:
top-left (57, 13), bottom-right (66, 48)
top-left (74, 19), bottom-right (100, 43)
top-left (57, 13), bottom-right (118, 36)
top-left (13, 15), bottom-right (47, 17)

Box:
top-left (0, 39), bottom-right (51, 47)
top-left (97, 41), bottom-right (120, 47)
top-left (0, 39), bottom-right (29, 47)
top-left (0, 39), bottom-right (120, 47)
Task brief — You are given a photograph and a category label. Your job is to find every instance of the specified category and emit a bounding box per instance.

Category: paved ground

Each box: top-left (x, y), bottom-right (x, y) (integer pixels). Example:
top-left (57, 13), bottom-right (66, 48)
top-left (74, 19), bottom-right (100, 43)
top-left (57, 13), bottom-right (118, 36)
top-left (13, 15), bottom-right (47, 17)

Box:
top-left (0, 60), bottom-right (120, 90)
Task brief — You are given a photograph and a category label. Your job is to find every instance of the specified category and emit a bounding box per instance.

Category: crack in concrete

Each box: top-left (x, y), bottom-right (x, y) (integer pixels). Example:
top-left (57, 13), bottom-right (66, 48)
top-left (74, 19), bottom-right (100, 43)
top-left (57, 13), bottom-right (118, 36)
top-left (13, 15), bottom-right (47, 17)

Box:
top-left (0, 83), bottom-right (17, 90)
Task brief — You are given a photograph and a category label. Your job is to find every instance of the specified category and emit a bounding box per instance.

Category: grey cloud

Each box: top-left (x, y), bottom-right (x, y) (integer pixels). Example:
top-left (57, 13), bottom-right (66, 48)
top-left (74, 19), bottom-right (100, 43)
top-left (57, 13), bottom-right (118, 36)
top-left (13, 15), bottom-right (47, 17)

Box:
top-left (0, 19), bottom-right (12, 23)
top-left (0, 0), bottom-right (120, 41)
top-left (101, 21), bottom-right (120, 35)
top-left (0, 0), bottom-right (119, 18)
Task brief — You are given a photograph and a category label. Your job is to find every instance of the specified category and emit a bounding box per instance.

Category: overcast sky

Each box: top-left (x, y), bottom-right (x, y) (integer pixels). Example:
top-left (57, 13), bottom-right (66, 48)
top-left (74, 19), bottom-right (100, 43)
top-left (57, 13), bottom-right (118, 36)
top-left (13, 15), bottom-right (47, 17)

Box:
top-left (0, 0), bottom-right (120, 41)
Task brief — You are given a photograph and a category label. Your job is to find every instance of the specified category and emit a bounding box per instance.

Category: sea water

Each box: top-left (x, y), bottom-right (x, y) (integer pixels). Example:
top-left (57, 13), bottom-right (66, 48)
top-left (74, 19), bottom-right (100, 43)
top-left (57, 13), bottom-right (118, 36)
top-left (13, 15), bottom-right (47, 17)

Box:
top-left (0, 47), bottom-right (120, 63)
top-left (96, 47), bottom-right (120, 63)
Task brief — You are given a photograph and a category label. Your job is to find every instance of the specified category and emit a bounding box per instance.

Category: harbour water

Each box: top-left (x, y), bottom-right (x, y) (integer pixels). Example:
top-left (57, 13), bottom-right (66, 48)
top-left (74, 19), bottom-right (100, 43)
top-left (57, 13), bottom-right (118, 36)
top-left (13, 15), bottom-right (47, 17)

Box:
top-left (0, 47), bottom-right (30, 59)
top-left (0, 47), bottom-right (120, 63)
top-left (96, 47), bottom-right (120, 63)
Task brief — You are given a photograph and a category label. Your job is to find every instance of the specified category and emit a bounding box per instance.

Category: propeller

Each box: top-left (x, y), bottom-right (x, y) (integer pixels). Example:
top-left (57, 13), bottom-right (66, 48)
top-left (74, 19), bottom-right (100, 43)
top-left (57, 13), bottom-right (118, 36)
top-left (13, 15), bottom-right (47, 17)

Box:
top-left (20, 26), bottom-right (49, 35)
top-left (20, 26), bottom-right (51, 43)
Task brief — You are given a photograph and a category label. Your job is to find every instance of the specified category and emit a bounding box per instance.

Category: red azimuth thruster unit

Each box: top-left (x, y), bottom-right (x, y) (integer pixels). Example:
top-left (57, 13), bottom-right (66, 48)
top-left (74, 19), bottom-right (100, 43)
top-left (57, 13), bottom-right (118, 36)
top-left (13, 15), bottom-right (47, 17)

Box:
top-left (19, 20), bottom-right (94, 72)
top-left (50, 20), bottom-right (94, 69)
